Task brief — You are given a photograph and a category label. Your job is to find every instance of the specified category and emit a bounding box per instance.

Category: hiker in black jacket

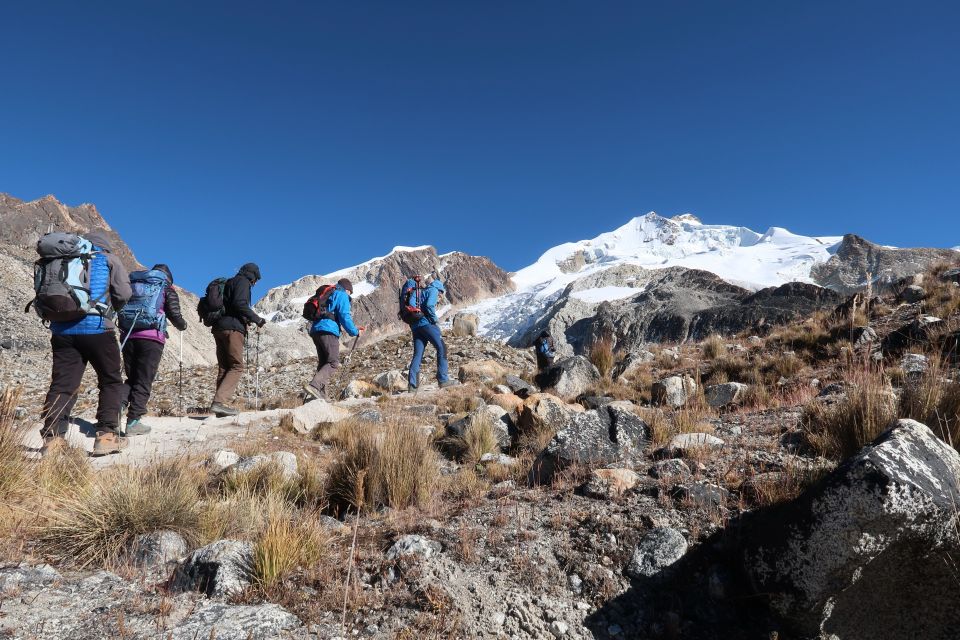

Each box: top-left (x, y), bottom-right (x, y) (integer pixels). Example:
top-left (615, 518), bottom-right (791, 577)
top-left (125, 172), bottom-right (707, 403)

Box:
top-left (211, 263), bottom-right (266, 416)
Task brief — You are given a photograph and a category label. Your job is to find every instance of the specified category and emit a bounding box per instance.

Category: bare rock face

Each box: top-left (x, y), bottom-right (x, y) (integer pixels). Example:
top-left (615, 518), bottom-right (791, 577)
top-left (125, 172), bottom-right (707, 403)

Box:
top-left (531, 404), bottom-right (649, 485)
top-left (170, 540), bottom-right (254, 598)
top-left (741, 419), bottom-right (960, 640)
top-left (255, 246), bottom-right (513, 342)
top-left (811, 234), bottom-right (958, 295)
top-left (536, 356), bottom-right (601, 398)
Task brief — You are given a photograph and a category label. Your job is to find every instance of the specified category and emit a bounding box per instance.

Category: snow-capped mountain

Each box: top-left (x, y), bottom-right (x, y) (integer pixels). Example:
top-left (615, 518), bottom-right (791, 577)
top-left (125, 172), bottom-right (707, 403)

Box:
top-left (466, 212), bottom-right (843, 340)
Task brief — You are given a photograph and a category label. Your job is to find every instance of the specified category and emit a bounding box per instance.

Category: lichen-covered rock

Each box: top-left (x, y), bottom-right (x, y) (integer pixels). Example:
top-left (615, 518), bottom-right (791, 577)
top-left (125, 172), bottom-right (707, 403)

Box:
top-left (582, 468), bottom-right (641, 499)
top-left (504, 374), bottom-right (537, 398)
top-left (386, 535), bottom-right (441, 561)
top-left (741, 419), bottom-right (960, 640)
top-left (536, 356), bottom-right (601, 398)
top-left (129, 530), bottom-right (188, 571)
top-left (229, 451), bottom-right (298, 480)
top-left (625, 528), bottom-right (688, 579)
top-left (900, 284), bottom-right (926, 303)
top-left (458, 359), bottom-right (508, 384)
top-left (373, 369), bottom-right (407, 393)
top-left (516, 393), bottom-right (581, 436)
top-left (282, 399), bottom-right (351, 434)
top-left (666, 433), bottom-right (724, 457)
top-left (0, 564), bottom-right (61, 594)
top-left (446, 403), bottom-right (512, 449)
top-left (208, 449), bottom-right (240, 472)
top-left (167, 602), bottom-right (303, 639)
top-left (651, 375), bottom-right (697, 408)
top-left (531, 405), bottom-right (648, 485)
top-left (170, 540), bottom-right (254, 598)
top-left (704, 382), bottom-right (749, 408)
top-left (340, 379), bottom-right (379, 399)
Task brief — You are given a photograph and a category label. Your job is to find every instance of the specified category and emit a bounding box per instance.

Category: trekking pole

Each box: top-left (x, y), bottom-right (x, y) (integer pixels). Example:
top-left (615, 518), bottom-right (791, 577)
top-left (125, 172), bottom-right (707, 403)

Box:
top-left (254, 327), bottom-right (262, 411)
top-left (178, 331), bottom-right (184, 420)
top-left (118, 309), bottom-right (142, 351)
top-left (332, 333), bottom-right (362, 397)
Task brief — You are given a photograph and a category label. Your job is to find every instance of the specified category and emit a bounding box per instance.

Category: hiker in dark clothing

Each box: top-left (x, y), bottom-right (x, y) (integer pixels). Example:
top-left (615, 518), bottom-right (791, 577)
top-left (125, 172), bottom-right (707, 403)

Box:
top-left (534, 330), bottom-right (556, 370)
top-left (211, 263), bottom-right (266, 416)
top-left (120, 264), bottom-right (188, 435)
top-left (303, 278), bottom-right (365, 401)
top-left (407, 278), bottom-right (457, 391)
top-left (40, 230), bottom-right (132, 456)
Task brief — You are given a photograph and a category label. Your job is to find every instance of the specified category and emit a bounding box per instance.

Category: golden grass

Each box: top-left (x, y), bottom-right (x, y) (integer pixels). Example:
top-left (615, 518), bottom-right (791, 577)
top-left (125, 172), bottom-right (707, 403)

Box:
top-left (445, 410), bottom-right (501, 465)
top-left (39, 460), bottom-right (206, 568)
top-left (801, 366), bottom-right (897, 460)
top-left (252, 505), bottom-right (328, 588)
top-left (701, 335), bottom-right (727, 361)
top-left (589, 338), bottom-right (615, 379)
top-left (0, 387), bottom-right (28, 503)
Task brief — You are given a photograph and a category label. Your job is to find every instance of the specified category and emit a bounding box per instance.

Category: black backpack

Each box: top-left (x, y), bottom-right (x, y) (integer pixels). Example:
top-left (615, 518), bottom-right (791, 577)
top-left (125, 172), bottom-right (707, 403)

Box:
top-left (302, 284), bottom-right (337, 322)
top-left (197, 277), bottom-right (227, 327)
top-left (398, 277), bottom-right (425, 325)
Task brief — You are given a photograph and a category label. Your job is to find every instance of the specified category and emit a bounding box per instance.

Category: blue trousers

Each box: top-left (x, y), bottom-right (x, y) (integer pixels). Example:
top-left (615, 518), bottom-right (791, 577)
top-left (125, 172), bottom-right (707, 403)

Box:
top-left (408, 324), bottom-right (449, 386)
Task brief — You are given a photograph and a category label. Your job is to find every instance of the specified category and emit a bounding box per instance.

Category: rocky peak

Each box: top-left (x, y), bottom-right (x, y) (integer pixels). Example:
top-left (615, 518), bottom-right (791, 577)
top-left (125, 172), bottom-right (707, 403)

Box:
top-left (0, 193), bottom-right (140, 271)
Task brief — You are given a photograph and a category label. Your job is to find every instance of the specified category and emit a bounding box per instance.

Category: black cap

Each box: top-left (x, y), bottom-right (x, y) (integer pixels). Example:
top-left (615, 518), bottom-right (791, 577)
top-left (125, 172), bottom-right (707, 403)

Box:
top-left (338, 278), bottom-right (353, 294)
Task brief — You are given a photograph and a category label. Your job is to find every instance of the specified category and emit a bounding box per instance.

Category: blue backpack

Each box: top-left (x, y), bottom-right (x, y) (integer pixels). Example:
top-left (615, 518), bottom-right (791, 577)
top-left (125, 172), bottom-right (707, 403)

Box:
top-left (118, 269), bottom-right (169, 332)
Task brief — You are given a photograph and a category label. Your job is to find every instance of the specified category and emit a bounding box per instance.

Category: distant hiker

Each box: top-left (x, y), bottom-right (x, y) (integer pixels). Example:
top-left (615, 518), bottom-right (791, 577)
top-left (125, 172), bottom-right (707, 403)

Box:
top-left (303, 278), bottom-right (364, 401)
top-left (533, 330), bottom-right (558, 390)
top-left (32, 230), bottom-right (132, 455)
top-left (117, 264), bottom-right (187, 435)
top-left (204, 263), bottom-right (266, 417)
top-left (402, 277), bottom-right (456, 391)
top-left (534, 330), bottom-right (556, 370)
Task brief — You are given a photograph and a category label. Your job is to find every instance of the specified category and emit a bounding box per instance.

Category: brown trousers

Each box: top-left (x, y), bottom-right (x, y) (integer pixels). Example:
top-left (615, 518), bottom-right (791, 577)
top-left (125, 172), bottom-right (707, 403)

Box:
top-left (213, 329), bottom-right (245, 405)
top-left (309, 332), bottom-right (340, 392)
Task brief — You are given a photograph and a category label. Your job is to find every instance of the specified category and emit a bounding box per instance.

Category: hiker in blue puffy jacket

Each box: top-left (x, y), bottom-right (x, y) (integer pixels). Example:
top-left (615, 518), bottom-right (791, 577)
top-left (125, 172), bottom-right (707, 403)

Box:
top-left (303, 278), bottom-right (365, 400)
top-left (40, 230), bottom-right (132, 456)
top-left (408, 278), bottom-right (457, 391)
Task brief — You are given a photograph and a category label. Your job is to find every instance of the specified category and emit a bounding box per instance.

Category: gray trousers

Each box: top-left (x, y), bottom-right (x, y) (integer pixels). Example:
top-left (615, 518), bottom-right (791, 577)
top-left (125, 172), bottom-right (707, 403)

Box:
top-left (309, 332), bottom-right (340, 391)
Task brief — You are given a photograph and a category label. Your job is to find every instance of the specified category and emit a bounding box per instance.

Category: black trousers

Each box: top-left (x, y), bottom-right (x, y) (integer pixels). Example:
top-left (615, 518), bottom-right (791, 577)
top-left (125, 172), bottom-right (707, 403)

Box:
top-left (122, 339), bottom-right (165, 421)
top-left (41, 332), bottom-right (124, 436)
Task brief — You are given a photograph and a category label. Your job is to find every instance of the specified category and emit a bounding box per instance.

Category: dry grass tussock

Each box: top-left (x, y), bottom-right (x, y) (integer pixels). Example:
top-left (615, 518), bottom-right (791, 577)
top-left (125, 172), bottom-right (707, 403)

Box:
top-left (701, 335), bottom-right (727, 361)
top-left (252, 504), bottom-right (329, 589)
top-left (443, 410), bottom-right (501, 465)
top-left (898, 355), bottom-right (960, 449)
top-left (39, 459), bottom-right (206, 568)
top-left (801, 364), bottom-right (897, 460)
top-left (589, 338), bottom-right (615, 379)
top-left (748, 460), bottom-right (832, 508)
top-left (0, 387), bottom-right (29, 504)
top-left (325, 419), bottom-right (439, 514)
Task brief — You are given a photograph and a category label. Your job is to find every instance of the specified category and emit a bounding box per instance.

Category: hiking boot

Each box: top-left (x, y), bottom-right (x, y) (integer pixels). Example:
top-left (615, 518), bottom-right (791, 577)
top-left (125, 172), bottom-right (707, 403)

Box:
top-left (407, 383), bottom-right (418, 394)
top-left (210, 402), bottom-right (239, 417)
top-left (303, 383), bottom-right (326, 402)
top-left (124, 418), bottom-right (152, 436)
top-left (438, 379), bottom-right (460, 389)
top-left (92, 431), bottom-right (128, 456)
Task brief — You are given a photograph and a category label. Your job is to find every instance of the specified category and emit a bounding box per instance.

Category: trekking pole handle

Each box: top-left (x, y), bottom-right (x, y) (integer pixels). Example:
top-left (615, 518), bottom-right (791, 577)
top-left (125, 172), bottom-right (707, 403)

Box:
top-left (119, 309), bottom-right (142, 351)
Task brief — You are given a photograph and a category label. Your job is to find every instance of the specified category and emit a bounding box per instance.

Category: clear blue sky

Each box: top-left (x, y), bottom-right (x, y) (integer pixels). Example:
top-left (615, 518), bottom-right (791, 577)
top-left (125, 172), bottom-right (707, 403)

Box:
top-left (2, 1), bottom-right (958, 295)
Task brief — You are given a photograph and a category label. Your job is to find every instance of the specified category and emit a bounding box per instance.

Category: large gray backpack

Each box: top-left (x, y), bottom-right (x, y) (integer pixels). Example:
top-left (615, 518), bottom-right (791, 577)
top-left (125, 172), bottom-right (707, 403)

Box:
top-left (25, 232), bottom-right (107, 322)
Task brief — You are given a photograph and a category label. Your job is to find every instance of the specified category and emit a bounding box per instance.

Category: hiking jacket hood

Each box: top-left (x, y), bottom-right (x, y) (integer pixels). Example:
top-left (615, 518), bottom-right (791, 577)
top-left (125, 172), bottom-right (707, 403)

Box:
top-left (311, 284), bottom-right (359, 338)
top-left (412, 279), bottom-right (445, 328)
top-left (215, 264), bottom-right (265, 334)
top-left (50, 231), bottom-right (132, 335)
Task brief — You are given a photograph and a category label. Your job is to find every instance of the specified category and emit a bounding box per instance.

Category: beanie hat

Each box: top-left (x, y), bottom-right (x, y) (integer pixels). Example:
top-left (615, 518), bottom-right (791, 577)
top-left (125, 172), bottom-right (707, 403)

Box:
top-left (337, 278), bottom-right (354, 294)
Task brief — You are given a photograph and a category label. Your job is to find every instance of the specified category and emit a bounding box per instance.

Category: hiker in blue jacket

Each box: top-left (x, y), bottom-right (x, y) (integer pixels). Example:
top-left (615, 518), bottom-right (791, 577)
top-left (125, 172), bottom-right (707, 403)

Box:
top-left (408, 278), bottom-right (457, 391)
top-left (303, 278), bottom-right (365, 400)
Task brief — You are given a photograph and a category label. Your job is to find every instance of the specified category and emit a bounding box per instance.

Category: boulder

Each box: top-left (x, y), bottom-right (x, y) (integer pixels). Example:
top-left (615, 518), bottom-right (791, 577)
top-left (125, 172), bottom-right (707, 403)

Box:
top-left (649, 458), bottom-right (692, 480)
top-left (625, 528), bottom-right (688, 579)
top-left (208, 449), bottom-right (239, 473)
top-left (900, 352), bottom-right (929, 377)
top-left (493, 384), bottom-right (512, 395)
top-left (940, 267), bottom-right (960, 284)
top-left (452, 312), bottom-right (479, 336)
top-left (537, 356), bottom-right (601, 398)
top-left (0, 564), bottom-right (61, 593)
top-left (373, 369), bottom-right (407, 393)
top-left (458, 360), bottom-right (508, 384)
top-left (531, 405), bottom-right (649, 485)
top-left (282, 400), bottom-right (350, 434)
top-left (612, 349), bottom-right (655, 380)
top-left (355, 407), bottom-right (384, 423)
top-left (516, 393), bottom-right (581, 437)
top-left (884, 315), bottom-right (944, 354)
top-left (169, 602), bottom-right (303, 639)
top-left (651, 375), bottom-right (697, 408)
top-left (704, 382), bottom-right (749, 408)
top-left (900, 285), bottom-right (927, 303)
top-left (479, 452), bottom-right (518, 466)
top-left (582, 468), bottom-right (641, 499)
top-left (229, 451), bottom-right (298, 480)
top-left (386, 535), bottom-right (441, 561)
top-left (446, 403), bottom-right (511, 449)
top-left (340, 379), bottom-right (379, 399)
top-left (505, 374), bottom-right (538, 398)
top-left (851, 325), bottom-right (878, 350)
top-left (665, 432), bottom-right (724, 457)
top-left (741, 419), bottom-right (960, 639)
top-left (170, 540), bottom-right (254, 598)
top-left (129, 530), bottom-right (188, 571)
top-left (674, 482), bottom-right (729, 509)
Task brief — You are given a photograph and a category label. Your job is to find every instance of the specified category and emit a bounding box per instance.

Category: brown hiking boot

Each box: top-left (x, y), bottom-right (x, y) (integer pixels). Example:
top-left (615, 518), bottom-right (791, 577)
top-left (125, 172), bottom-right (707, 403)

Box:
top-left (92, 431), bottom-right (128, 456)
top-left (302, 383), bottom-right (326, 402)
top-left (40, 435), bottom-right (67, 457)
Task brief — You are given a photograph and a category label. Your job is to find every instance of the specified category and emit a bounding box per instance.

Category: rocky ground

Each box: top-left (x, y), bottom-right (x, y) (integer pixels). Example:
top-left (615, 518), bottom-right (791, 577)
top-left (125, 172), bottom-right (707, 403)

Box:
top-left (2, 265), bottom-right (960, 640)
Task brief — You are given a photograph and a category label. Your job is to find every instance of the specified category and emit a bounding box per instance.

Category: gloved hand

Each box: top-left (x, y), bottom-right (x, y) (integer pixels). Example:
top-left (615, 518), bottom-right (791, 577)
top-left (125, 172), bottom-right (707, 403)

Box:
top-left (256, 318), bottom-right (267, 328)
